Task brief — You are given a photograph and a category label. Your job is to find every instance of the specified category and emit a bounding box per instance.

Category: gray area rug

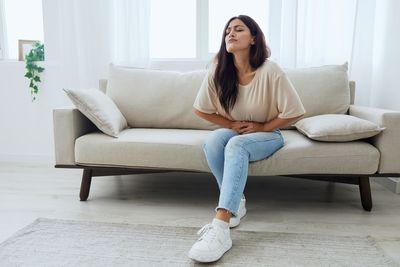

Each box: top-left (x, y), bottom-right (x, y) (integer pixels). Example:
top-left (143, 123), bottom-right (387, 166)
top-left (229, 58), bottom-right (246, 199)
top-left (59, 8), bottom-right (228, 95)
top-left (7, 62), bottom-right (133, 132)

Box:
top-left (0, 218), bottom-right (396, 267)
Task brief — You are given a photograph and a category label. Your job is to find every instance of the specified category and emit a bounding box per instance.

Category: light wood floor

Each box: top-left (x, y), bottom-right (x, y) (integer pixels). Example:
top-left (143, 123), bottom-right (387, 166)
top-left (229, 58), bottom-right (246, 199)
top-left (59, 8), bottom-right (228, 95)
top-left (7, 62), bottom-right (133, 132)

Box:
top-left (1, 162), bottom-right (400, 264)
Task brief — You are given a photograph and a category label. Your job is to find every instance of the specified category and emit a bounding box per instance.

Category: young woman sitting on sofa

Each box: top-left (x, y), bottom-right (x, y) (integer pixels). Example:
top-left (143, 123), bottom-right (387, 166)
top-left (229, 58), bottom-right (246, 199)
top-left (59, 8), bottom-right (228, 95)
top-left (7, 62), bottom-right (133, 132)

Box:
top-left (189, 14), bottom-right (306, 263)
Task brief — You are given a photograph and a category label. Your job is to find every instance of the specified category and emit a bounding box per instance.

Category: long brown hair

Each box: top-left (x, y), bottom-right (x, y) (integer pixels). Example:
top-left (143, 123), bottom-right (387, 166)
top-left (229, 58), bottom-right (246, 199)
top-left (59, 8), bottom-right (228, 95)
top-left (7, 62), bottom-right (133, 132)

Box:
top-left (213, 15), bottom-right (271, 114)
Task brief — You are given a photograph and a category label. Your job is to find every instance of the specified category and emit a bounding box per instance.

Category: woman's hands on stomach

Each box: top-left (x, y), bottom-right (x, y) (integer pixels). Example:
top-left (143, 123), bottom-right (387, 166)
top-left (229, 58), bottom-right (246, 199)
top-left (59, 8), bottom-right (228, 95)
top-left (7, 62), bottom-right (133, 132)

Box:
top-left (230, 121), bottom-right (264, 134)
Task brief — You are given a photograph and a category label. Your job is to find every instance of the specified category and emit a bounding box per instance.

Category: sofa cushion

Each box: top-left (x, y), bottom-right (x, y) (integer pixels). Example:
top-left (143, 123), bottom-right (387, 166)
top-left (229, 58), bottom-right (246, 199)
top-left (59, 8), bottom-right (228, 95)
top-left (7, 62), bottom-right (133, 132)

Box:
top-left (75, 129), bottom-right (379, 175)
top-left (76, 128), bottom-right (210, 171)
top-left (106, 65), bottom-right (219, 130)
top-left (295, 114), bottom-right (385, 142)
top-left (285, 63), bottom-right (350, 119)
top-left (63, 88), bottom-right (128, 137)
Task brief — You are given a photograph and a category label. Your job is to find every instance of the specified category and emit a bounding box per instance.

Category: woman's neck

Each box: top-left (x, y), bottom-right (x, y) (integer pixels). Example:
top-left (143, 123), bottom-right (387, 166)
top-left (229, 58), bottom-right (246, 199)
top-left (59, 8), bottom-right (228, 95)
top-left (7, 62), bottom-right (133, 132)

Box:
top-left (233, 53), bottom-right (254, 75)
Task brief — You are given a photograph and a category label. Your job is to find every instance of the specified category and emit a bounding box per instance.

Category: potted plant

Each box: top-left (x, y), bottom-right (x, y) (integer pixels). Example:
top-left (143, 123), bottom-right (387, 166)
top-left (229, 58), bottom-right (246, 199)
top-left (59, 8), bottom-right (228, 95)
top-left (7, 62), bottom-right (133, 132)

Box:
top-left (24, 41), bottom-right (45, 101)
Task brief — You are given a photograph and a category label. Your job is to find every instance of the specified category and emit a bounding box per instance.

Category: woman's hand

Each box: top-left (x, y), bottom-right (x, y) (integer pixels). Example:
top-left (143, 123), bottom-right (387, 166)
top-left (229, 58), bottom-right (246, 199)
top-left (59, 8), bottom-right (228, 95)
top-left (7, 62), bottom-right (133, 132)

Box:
top-left (230, 121), bottom-right (247, 132)
top-left (238, 121), bottom-right (264, 134)
top-left (230, 121), bottom-right (264, 134)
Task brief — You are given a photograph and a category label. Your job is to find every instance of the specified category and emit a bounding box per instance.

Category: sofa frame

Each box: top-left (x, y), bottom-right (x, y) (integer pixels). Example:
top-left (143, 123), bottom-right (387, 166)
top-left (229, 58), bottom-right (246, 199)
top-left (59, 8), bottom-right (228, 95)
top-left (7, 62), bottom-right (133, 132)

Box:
top-left (54, 80), bottom-right (400, 212)
top-left (55, 164), bottom-right (400, 212)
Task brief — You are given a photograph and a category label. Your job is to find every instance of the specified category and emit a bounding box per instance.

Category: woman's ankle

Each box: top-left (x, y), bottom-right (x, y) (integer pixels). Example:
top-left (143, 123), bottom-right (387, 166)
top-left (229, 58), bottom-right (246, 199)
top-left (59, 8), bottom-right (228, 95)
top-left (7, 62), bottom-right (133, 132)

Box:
top-left (215, 208), bottom-right (231, 223)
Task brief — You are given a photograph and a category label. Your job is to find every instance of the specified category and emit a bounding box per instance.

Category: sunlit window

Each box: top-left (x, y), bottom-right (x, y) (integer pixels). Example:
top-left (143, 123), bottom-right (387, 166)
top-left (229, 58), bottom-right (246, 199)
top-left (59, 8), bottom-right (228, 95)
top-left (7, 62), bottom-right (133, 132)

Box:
top-left (3, 0), bottom-right (44, 60)
top-left (208, 0), bottom-right (269, 53)
top-left (150, 0), bottom-right (196, 59)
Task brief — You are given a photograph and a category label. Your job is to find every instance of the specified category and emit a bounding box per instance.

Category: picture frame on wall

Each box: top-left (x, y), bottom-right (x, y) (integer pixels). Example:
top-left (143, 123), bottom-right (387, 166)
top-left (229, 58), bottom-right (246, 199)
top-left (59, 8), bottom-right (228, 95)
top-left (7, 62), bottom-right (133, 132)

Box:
top-left (18, 40), bottom-right (39, 61)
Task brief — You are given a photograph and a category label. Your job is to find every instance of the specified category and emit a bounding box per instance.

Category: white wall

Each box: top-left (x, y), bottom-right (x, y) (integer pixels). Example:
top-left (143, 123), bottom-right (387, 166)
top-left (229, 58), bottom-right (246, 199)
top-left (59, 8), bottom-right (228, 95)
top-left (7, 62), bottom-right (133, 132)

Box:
top-left (0, 61), bottom-right (67, 163)
top-left (0, 0), bottom-right (70, 164)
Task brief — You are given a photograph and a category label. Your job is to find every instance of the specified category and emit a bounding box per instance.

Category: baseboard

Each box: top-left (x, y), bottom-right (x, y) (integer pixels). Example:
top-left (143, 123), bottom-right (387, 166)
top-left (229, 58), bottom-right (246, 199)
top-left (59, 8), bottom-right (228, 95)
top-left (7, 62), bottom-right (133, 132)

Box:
top-left (372, 177), bottom-right (400, 194)
top-left (0, 154), bottom-right (53, 165)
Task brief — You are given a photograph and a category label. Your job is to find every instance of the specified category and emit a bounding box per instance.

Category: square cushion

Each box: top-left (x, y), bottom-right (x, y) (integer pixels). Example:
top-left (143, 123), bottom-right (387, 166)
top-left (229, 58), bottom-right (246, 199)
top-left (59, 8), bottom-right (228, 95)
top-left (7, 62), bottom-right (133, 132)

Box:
top-left (63, 88), bottom-right (128, 137)
top-left (285, 63), bottom-right (350, 119)
top-left (106, 64), bottom-right (219, 130)
top-left (295, 114), bottom-right (385, 142)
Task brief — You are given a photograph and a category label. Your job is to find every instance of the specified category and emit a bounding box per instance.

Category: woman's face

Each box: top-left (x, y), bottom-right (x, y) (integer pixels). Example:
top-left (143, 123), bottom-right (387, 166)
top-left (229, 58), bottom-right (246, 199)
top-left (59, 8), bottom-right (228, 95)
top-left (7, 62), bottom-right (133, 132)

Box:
top-left (225, 18), bottom-right (255, 54)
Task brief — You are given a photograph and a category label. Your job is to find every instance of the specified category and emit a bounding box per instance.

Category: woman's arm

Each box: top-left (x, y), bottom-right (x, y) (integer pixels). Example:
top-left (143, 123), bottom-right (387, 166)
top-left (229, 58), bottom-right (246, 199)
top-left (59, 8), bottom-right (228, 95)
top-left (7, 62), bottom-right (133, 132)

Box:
top-left (239, 116), bottom-right (302, 134)
top-left (194, 109), bottom-right (232, 128)
top-left (194, 109), bottom-right (249, 132)
top-left (194, 109), bottom-right (232, 129)
top-left (194, 108), bottom-right (301, 134)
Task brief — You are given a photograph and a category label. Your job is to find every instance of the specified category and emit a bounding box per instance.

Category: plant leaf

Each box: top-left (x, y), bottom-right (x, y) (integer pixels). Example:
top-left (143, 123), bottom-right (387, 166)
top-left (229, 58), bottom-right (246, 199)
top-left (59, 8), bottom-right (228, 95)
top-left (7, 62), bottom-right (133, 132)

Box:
top-left (24, 72), bottom-right (33, 78)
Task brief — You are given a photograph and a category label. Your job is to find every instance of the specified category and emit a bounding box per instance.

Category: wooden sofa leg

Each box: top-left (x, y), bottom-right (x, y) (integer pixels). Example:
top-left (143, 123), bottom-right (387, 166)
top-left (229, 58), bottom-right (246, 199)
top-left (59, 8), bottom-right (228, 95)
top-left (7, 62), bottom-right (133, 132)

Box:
top-left (80, 169), bottom-right (92, 201)
top-left (359, 176), bottom-right (372, 211)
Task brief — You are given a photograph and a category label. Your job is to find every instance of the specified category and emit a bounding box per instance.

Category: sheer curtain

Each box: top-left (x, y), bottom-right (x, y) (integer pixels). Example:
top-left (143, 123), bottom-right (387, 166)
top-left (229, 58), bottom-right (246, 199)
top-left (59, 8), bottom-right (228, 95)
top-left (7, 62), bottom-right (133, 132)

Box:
top-left (112, 0), bottom-right (150, 67)
top-left (54, 0), bottom-right (113, 89)
top-left (270, 0), bottom-right (357, 68)
top-left (369, 0), bottom-right (400, 110)
top-left (0, 0), bottom-right (7, 59)
top-left (45, 0), bottom-right (149, 90)
top-left (269, 0), bottom-right (376, 106)
top-left (47, 0), bottom-right (379, 106)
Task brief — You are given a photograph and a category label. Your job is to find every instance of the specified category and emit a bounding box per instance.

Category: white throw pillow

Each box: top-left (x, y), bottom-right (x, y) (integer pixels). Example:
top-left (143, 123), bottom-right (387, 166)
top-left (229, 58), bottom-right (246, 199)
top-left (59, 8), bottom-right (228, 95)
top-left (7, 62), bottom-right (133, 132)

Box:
top-left (294, 114), bottom-right (385, 142)
top-left (63, 88), bottom-right (128, 138)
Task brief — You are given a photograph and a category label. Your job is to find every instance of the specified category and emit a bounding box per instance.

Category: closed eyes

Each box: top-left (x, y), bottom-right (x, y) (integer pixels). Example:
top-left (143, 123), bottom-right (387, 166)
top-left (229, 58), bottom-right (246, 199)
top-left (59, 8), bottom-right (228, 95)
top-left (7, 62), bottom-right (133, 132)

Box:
top-left (225, 28), bottom-right (244, 35)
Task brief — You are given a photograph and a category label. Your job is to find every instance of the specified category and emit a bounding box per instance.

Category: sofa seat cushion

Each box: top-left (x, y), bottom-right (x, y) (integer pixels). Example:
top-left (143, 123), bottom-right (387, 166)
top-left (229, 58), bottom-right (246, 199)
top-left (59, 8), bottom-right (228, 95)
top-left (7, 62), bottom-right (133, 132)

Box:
top-left (75, 129), bottom-right (380, 175)
top-left (75, 128), bottom-right (209, 172)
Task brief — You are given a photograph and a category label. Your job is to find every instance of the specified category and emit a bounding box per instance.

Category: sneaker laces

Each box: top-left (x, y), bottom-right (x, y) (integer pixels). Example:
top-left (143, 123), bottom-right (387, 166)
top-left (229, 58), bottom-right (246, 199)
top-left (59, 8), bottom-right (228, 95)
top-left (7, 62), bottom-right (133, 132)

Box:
top-left (196, 223), bottom-right (217, 242)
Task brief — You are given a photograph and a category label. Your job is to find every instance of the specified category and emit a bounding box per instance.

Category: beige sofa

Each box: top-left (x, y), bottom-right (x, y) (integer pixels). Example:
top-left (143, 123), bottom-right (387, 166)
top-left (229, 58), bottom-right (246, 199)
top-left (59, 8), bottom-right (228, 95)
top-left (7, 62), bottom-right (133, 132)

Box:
top-left (53, 63), bottom-right (400, 211)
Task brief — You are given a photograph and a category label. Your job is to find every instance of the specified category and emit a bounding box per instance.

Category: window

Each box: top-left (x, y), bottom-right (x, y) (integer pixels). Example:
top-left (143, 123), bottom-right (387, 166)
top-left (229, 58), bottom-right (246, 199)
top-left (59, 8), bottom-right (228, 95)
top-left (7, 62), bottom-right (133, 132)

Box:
top-left (150, 0), bottom-right (196, 59)
top-left (0, 0), bottom-right (44, 60)
top-left (208, 0), bottom-right (268, 53)
top-left (148, 0), bottom-right (268, 61)
top-left (147, 0), bottom-right (356, 68)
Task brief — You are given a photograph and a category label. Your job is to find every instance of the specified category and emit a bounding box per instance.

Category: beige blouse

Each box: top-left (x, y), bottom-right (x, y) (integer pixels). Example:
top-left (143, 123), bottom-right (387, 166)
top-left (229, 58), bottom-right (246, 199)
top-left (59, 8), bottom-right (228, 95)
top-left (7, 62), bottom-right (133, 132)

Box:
top-left (193, 60), bottom-right (306, 123)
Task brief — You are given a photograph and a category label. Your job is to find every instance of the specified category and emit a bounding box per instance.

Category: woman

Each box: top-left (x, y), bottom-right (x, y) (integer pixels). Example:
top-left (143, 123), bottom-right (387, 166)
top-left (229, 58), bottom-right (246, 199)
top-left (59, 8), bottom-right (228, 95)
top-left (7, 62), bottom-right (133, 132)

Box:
top-left (188, 15), bottom-right (306, 262)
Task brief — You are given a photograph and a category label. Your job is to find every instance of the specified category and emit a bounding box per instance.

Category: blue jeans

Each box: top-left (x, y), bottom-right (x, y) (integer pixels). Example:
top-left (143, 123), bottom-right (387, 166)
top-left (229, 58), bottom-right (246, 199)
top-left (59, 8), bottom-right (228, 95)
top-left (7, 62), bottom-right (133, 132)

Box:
top-left (203, 128), bottom-right (284, 217)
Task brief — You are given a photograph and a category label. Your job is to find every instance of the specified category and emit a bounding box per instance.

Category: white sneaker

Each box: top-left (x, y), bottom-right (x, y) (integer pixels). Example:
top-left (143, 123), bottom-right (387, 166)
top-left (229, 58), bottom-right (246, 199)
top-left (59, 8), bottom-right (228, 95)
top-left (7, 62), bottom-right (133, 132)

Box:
top-left (229, 197), bottom-right (247, 228)
top-left (188, 220), bottom-right (232, 263)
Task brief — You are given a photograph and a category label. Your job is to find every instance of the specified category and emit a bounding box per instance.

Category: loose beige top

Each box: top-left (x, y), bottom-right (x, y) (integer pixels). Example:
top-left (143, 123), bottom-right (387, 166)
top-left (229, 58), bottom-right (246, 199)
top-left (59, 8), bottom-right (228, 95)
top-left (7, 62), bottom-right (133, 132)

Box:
top-left (193, 60), bottom-right (306, 123)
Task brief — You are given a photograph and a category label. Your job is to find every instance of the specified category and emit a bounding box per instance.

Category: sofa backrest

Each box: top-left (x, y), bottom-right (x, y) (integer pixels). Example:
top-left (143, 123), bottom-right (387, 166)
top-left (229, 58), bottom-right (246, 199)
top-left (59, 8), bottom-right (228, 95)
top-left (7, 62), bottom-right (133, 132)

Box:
top-left (284, 63), bottom-right (350, 119)
top-left (106, 65), bottom-right (219, 130)
top-left (105, 63), bottom-right (351, 130)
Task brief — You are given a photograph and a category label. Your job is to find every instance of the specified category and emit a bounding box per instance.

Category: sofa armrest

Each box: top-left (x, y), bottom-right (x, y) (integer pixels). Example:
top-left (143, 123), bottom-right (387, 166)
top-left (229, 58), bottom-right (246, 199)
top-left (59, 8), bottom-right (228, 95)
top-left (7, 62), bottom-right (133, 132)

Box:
top-left (349, 104), bottom-right (400, 174)
top-left (53, 107), bottom-right (97, 166)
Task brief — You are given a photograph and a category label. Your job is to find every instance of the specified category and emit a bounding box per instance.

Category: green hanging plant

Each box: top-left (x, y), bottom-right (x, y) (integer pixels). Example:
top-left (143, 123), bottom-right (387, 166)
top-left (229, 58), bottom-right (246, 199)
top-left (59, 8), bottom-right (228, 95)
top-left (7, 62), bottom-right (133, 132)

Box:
top-left (24, 42), bottom-right (45, 101)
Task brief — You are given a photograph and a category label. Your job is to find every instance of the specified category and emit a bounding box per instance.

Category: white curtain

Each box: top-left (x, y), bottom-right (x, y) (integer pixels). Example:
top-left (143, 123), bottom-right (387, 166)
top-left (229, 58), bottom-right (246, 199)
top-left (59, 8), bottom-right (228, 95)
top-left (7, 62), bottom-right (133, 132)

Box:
top-left (270, 0), bottom-right (358, 68)
top-left (112, 0), bottom-right (150, 67)
top-left (269, 0), bottom-right (376, 106)
top-left (0, 0), bottom-right (8, 59)
top-left (55, 0), bottom-right (113, 89)
top-left (47, 0), bottom-right (149, 90)
top-left (47, 0), bottom-right (397, 110)
top-left (369, 0), bottom-right (400, 110)
top-left (348, 0), bottom-right (376, 107)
